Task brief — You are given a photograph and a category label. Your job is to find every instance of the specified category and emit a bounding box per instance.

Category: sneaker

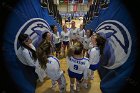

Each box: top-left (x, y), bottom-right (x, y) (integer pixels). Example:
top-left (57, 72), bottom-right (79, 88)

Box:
top-left (51, 82), bottom-right (57, 89)
top-left (76, 86), bottom-right (80, 92)
top-left (76, 82), bottom-right (81, 92)
top-left (60, 87), bottom-right (66, 93)
top-left (90, 75), bottom-right (94, 80)
top-left (70, 85), bottom-right (75, 93)
top-left (82, 83), bottom-right (88, 89)
top-left (70, 89), bottom-right (74, 93)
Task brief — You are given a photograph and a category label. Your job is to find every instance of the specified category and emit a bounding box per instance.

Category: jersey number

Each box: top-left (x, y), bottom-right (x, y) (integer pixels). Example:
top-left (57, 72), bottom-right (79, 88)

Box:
top-left (65, 36), bottom-right (68, 39)
top-left (74, 65), bottom-right (78, 70)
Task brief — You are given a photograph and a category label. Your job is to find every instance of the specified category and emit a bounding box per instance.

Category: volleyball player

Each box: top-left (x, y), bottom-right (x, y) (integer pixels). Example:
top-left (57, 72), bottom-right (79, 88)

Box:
top-left (17, 34), bottom-right (46, 83)
top-left (83, 29), bottom-right (93, 56)
top-left (51, 25), bottom-right (61, 58)
top-left (77, 24), bottom-right (85, 41)
top-left (88, 33), bottom-right (106, 79)
top-left (69, 21), bottom-right (78, 45)
top-left (37, 40), bottom-right (66, 93)
top-left (67, 41), bottom-right (90, 92)
top-left (61, 25), bottom-right (70, 57)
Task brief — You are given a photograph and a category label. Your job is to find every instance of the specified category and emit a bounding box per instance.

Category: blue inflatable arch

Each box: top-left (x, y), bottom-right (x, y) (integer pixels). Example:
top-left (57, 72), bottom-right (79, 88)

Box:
top-left (2, 0), bottom-right (137, 93)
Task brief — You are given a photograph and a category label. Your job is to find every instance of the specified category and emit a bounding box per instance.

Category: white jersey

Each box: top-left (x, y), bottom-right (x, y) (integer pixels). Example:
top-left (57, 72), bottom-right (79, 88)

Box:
top-left (88, 47), bottom-right (100, 65)
top-left (61, 31), bottom-right (70, 42)
top-left (45, 55), bottom-right (63, 80)
top-left (77, 28), bottom-right (85, 43)
top-left (83, 36), bottom-right (91, 50)
top-left (17, 43), bottom-right (37, 67)
top-left (77, 28), bottom-right (85, 38)
top-left (69, 27), bottom-right (78, 40)
top-left (17, 43), bottom-right (46, 82)
top-left (52, 32), bottom-right (61, 44)
top-left (67, 56), bottom-right (90, 79)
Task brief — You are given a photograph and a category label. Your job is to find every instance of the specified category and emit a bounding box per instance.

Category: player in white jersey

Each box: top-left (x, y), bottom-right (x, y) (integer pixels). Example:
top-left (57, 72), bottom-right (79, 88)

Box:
top-left (37, 31), bottom-right (54, 52)
top-left (17, 34), bottom-right (46, 83)
top-left (67, 41), bottom-right (90, 92)
top-left (51, 25), bottom-right (61, 58)
top-left (82, 29), bottom-right (93, 56)
top-left (77, 24), bottom-right (85, 41)
top-left (88, 33), bottom-right (106, 79)
top-left (69, 21), bottom-right (78, 45)
top-left (37, 41), bottom-right (66, 93)
top-left (61, 25), bottom-right (70, 57)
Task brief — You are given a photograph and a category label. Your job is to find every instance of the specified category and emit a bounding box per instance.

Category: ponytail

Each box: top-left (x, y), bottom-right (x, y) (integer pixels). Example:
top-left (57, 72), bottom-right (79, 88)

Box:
top-left (36, 40), bottom-right (51, 69)
top-left (96, 34), bottom-right (106, 55)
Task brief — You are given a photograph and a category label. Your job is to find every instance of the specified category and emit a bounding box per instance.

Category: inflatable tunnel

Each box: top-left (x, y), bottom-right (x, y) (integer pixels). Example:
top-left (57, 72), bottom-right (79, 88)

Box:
top-left (84, 0), bottom-right (137, 93)
top-left (1, 0), bottom-right (137, 93)
top-left (1, 0), bottom-right (62, 93)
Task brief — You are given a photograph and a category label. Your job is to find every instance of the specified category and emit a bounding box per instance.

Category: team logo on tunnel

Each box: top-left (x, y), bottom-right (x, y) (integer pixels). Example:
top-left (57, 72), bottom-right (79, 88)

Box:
top-left (14, 18), bottom-right (51, 63)
top-left (95, 20), bottom-right (132, 69)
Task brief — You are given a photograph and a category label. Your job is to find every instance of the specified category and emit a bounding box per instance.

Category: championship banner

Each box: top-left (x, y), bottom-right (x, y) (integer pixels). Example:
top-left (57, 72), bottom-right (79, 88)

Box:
top-left (85, 0), bottom-right (137, 93)
top-left (73, 4), bottom-right (78, 12)
top-left (64, 0), bottom-right (68, 3)
top-left (53, 0), bottom-right (59, 5)
top-left (74, 0), bottom-right (79, 3)
top-left (83, 0), bottom-right (88, 4)
top-left (69, 0), bottom-right (73, 3)
top-left (69, 4), bottom-right (73, 12)
top-left (78, 0), bottom-right (83, 3)
top-left (59, 0), bottom-right (64, 4)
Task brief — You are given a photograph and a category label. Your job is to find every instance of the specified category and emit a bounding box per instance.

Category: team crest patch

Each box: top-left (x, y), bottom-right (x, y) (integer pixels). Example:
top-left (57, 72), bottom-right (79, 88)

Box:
top-left (96, 20), bottom-right (132, 69)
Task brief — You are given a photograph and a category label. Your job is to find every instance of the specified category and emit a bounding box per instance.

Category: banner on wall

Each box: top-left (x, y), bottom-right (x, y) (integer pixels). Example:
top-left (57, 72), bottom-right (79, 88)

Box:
top-left (73, 4), bottom-right (78, 12)
top-left (64, 0), bottom-right (68, 3)
top-left (84, 0), bottom-right (89, 4)
top-left (78, 0), bottom-right (83, 3)
top-left (69, 4), bottom-right (73, 12)
top-left (53, 0), bottom-right (59, 5)
top-left (59, 0), bottom-right (64, 4)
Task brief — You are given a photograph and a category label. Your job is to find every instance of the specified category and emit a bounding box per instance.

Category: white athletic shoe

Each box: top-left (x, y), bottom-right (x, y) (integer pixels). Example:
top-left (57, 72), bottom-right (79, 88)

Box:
top-left (90, 75), bottom-right (94, 80)
top-left (76, 86), bottom-right (80, 92)
top-left (82, 83), bottom-right (88, 89)
top-left (70, 85), bottom-right (75, 93)
top-left (51, 82), bottom-right (57, 89)
top-left (60, 88), bottom-right (66, 93)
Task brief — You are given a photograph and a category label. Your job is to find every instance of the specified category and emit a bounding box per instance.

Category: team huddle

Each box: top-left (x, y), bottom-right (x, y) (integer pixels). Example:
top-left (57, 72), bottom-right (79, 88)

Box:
top-left (17, 21), bottom-right (106, 93)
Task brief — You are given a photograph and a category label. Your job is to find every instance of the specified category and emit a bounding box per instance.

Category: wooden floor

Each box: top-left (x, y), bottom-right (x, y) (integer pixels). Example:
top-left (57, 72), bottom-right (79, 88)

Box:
top-left (35, 19), bottom-right (102, 93)
top-left (35, 57), bottom-right (102, 93)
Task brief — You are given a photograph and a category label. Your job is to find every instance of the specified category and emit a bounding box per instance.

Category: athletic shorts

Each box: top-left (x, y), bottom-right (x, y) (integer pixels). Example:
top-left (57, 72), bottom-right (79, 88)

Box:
top-left (63, 41), bottom-right (69, 46)
top-left (55, 42), bottom-right (61, 52)
top-left (89, 63), bottom-right (99, 71)
top-left (68, 69), bottom-right (83, 81)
